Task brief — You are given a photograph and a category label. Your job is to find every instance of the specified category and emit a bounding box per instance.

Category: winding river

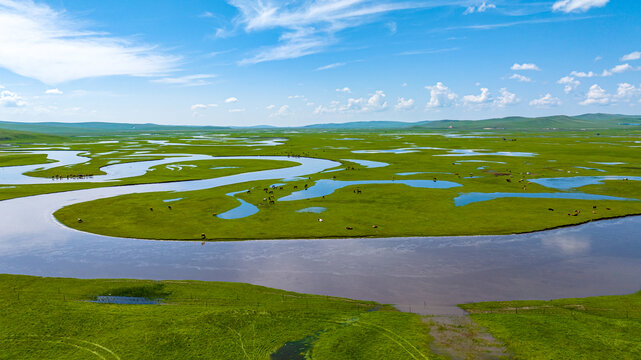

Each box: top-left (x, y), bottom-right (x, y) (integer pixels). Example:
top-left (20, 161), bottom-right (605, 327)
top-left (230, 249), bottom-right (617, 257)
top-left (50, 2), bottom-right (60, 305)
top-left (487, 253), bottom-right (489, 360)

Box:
top-left (1, 151), bottom-right (641, 315)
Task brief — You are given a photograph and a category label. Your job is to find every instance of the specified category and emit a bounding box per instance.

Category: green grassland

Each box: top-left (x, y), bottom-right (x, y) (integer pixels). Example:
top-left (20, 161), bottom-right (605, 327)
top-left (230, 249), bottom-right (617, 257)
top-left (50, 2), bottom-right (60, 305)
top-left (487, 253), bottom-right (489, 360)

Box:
top-left (461, 291), bottom-right (641, 359)
top-left (0, 274), bottom-right (438, 360)
top-left (0, 152), bottom-right (54, 167)
top-left (39, 129), bottom-right (641, 240)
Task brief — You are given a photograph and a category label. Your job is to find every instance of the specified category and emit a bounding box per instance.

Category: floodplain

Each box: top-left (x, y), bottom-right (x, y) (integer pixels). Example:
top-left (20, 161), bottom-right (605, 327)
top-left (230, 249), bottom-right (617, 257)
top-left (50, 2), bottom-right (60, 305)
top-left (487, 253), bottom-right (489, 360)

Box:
top-left (1, 126), bottom-right (641, 359)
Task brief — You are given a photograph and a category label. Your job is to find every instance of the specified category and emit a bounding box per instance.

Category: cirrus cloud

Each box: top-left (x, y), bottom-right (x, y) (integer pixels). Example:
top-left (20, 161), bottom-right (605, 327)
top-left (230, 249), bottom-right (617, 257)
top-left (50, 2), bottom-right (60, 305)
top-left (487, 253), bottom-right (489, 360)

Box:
top-left (552, 0), bottom-right (609, 13)
top-left (0, 0), bottom-right (178, 84)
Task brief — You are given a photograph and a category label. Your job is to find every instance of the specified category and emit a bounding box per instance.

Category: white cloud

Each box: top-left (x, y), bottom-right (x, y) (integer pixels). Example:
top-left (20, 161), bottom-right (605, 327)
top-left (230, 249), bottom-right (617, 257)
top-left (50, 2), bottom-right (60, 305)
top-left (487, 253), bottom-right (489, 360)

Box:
top-left (270, 105), bottom-right (291, 117)
top-left (603, 63), bottom-right (633, 76)
top-left (570, 71), bottom-right (597, 78)
top-left (266, 104), bottom-right (276, 110)
top-left (529, 93), bottom-right (561, 107)
top-left (229, 0), bottom-right (438, 64)
top-left (425, 82), bottom-right (458, 108)
top-left (621, 51), bottom-right (641, 61)
top-left (228, 108), bottom-right (245, 113)
top-left (511, 63), bottom-right (540, 71)
top-left (151, 74), bottom-right (217, 86)
top-left (558, 76), bottom-right (580, 93)
top-left (336, 87), bottom-right (351, 93)
top-left (580, 84), bottom-right (610, 105)
top-left (314, 90), bottom-right (387, 114)
top-left (552, 0), bottom-right (610, 13)
top-left (45, 88), bottom-right (63, 95)
top-left (463, 1), bottom-right (496, 14)
top-left (0, 0), bottom-right (178, 84)
top-left (225, 97), bottom-right (239, 103)
top-left (615, 83), bottom-right (641, 100)
top-left (0, 89), bottom-right (26, 107)
top-left (288, 94), bottom-right (306, 100)
top-left (395, 97), bottom-right (415, 111)
top-left (190, 103), bottom-right (218, 111)
top-left (462, 87), bottom-right (491, 105)
top-left (509, 73), bottom-right (531, 82)
top-left (364, 90), bottom-right (387, 111)
top-left (494, 88), bottom-right (519, 107)
top-left (315, 62), bottom-right (346, 71)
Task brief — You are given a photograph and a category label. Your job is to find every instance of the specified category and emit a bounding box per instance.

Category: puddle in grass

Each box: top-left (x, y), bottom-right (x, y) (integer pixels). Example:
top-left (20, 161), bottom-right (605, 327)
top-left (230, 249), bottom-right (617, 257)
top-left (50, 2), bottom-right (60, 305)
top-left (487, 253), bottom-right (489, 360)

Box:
top-left (341, 158), bottom-right (389, 168)
top-left (217, 190), bottom-right (259, 220)
top-left (90, 296), bottom-right (161, 305)
top-left (530, 176), bottom-right (641, 191)
top-left (279, 179), bottom-right (461, 201)
top-left (296, 207), bottom-right (326, 213)
top-left (454, 192), bottom-right (638, 206)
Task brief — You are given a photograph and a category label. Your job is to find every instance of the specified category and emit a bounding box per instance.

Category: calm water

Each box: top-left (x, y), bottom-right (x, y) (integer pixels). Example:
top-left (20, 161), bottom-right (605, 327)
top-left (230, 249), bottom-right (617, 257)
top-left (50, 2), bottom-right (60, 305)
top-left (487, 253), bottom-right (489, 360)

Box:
top-left (454, 192), bottom-right (638, 206)
top-left (278, 179), bottom-right (461, 201)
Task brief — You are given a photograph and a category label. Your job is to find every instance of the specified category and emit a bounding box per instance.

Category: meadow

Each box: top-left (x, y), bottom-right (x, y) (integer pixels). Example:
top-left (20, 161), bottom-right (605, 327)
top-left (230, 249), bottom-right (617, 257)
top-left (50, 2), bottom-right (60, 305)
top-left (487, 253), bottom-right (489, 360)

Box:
top-left (0, 274), bottom-right (437, 359)
top-left (461, 291), bottom-right (641, 359)
top-left (3, 128), bottom-right (637, 240)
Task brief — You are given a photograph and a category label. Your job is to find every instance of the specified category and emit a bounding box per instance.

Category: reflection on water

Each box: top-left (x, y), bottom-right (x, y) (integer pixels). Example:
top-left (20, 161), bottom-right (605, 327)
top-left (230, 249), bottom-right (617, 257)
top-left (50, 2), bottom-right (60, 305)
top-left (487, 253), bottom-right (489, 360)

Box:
top-left (341, 158), bottom-right (389, 168)
top-left (530, 176), bottom-right (641, 190)
top-left (454, 192), bottom-right (638, 206)
top-left (296, 207), bottom-right (326, 213)
top-left (218, 190), bottom-right (258, 220)
top-left (279, 179), bottom-right (461, 201)
top-left (1, 210), bottom-right (640, 315)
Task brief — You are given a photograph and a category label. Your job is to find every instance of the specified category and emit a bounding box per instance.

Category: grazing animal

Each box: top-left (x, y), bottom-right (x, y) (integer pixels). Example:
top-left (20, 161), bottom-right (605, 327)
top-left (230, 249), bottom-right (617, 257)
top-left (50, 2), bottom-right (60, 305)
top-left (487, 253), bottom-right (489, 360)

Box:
top-left (212, 213), bottom-right (217, 216)
top-left (606, 207), bottom-right (611, 210)
top-left (548, 208), bottom-right (554, 211)
top-left (201, 233), bottom-right (206, 239)
top-left (168, 205), bottom-right (172, 210)
top-left (77, 218), bottom-right (83, 223)
top-left (506, 179), bottom-right (511, 183)
top-left (318, 218), bottom-right (323, 222)
top-left (345, 226), bottom-right (353, 230)
top-left (293, 185), bottom-right (298, 189)
top-left (593, 205), bottom-right (597, 209)
top-left (372, 225), bottom-right (378, 228)
top-left (149, 207), bottom-right (153, 211)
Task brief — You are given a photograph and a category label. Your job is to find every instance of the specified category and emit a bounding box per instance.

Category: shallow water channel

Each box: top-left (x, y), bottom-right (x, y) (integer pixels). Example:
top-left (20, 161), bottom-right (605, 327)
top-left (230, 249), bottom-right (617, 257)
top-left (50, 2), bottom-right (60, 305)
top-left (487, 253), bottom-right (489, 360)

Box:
top-left (0, 155), bottom-right (640, 315)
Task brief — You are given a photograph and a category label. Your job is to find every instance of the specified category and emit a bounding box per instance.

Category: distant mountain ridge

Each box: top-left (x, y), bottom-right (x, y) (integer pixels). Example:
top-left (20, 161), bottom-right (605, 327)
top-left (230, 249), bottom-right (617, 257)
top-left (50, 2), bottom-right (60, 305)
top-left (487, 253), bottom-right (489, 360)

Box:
top-left (0, 113), bottom-right (639, 136)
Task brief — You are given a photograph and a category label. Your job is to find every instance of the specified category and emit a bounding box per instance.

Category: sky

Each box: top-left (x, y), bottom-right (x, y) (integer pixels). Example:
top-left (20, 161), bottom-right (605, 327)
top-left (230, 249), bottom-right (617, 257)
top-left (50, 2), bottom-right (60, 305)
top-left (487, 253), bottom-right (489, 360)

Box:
top-left (0, 0), bottom-right (640, 127)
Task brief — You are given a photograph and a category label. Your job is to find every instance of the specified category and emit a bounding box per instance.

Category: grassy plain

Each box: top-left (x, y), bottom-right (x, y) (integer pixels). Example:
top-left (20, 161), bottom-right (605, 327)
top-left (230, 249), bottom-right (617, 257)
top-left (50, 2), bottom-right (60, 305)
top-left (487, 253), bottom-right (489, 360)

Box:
top-left (0, 274), bottom-right (437, 360)
top-left (461, 291), bottom-right (641, 359)
top-left (33, 129), bottom-right (641, 240)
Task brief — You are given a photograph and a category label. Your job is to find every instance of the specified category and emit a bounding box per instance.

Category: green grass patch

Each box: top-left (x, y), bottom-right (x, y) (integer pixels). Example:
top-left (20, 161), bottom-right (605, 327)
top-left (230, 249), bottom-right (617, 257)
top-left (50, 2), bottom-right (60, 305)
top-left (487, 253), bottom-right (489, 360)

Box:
top-left (0, 274), bottom-right (438, 359)
top-left (460, 291), bottom-right (641, 359)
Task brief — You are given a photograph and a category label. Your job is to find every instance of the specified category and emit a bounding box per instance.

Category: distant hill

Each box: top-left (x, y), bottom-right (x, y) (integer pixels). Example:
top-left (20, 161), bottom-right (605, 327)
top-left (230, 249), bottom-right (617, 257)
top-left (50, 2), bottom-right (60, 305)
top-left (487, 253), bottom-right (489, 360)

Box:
top-left (0, 128), bottom-right (62, 143)
top-left (413, 114), bottom-right (641, 130)
top-left (0, 121), bottom-right (230, 136)
top-left (0, 114), bottom-right (639, 135)
top-left (303, 114), bottom-right (641, 130)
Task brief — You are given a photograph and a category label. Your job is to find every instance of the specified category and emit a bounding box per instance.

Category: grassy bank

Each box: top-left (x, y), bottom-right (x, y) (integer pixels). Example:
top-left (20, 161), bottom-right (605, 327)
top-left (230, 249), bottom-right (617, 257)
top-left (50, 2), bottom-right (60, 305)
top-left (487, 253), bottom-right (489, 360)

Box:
top-left (0, 274), bottom-right (437, 359)
top-left (461, 291), bottom-right (641, 359)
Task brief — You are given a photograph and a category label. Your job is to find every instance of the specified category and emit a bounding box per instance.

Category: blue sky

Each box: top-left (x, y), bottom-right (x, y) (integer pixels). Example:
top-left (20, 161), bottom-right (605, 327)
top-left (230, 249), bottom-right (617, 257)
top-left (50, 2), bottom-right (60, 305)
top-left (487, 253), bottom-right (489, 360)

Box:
top-left (0, 0), bottom-right (640, 126)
